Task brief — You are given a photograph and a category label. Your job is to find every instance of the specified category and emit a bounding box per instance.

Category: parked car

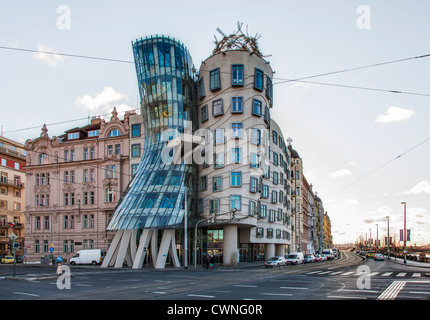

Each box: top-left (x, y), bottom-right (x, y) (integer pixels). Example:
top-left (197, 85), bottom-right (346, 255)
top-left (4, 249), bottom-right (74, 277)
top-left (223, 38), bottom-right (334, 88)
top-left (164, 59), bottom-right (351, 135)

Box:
top-left (314, 254), bottom-right (323, 262)
top-left (264, 256), bottom-right (286, 268)
top-left (374, 253), bottom-right (384, 261)
top-left (285, 252), bottom-right (304, 265)
top-left (320, 254), bottom-right (327, 261)
top-left (304, 254), bottom-right (315, 263)
top-left (1, 255), bottom-right (15, 264)
top-left (322, 249), bottom-right (334, 260)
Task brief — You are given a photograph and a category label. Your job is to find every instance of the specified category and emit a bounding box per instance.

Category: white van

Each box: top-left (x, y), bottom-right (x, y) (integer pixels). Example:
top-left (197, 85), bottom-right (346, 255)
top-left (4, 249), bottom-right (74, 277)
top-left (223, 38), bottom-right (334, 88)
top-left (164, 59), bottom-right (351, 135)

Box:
top-left (70, 249), bottom-right (106, 265)
top-left (285, 252), bottom-right (304, 265)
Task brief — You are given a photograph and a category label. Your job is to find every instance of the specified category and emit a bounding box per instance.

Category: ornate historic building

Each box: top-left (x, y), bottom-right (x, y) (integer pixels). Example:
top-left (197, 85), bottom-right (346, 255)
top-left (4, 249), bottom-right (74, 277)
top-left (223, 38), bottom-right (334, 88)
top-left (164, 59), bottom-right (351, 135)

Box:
top-left (23, 109), bottom-right (131, 263)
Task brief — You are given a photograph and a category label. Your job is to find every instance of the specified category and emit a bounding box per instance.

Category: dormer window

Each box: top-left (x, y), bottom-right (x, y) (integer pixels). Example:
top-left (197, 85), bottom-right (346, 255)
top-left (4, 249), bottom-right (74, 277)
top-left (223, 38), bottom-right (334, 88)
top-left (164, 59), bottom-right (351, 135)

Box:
top-left (68, 132), bottom-right (79, 140)
top-left (88, 130), bottom-right (99, 137)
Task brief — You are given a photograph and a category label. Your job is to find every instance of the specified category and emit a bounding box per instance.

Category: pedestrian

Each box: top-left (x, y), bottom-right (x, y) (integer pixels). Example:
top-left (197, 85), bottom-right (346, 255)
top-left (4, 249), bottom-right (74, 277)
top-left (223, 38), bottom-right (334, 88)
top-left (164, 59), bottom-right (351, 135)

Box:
top-left (202, 253), bottom-right (209, 269)
top-left (209, 254), bottom-right (214, 269)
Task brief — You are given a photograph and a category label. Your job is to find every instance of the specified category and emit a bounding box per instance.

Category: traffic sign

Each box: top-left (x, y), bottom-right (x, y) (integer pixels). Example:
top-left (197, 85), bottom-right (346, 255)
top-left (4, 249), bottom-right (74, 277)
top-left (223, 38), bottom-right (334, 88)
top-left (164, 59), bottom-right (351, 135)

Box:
top-left (50, 246), bottom-right (54, 253)
top-left (8, 233), bottom-right (17, 242)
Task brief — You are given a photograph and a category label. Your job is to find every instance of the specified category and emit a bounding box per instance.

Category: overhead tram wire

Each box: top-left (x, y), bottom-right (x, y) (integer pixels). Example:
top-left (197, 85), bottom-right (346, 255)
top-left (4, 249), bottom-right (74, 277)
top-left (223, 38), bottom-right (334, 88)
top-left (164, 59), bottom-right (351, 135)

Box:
top-left (326, 135), bottom-right (430, 200)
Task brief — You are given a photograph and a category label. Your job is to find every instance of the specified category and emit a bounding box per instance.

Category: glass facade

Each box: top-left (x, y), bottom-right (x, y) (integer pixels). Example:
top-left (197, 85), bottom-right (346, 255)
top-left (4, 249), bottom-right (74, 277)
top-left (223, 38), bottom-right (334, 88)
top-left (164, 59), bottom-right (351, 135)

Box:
top-left (107, 36), bottom-right (197, 230)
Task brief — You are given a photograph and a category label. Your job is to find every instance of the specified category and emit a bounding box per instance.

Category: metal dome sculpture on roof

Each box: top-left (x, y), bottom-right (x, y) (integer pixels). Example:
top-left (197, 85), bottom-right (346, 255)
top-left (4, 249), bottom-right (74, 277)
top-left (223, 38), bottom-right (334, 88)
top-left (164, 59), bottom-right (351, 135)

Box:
top-left (212, 22), bottom-right (266, 57)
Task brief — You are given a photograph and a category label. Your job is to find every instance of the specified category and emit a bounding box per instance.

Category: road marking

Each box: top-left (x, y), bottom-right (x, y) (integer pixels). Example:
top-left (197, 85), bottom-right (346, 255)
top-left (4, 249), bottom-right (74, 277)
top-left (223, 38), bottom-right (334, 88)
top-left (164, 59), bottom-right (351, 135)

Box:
top-left (280, 286), bottom-right (308, 290)
top-left (331, 271), bottom-right (343, 275)
top-left (338, 289), bottom-right (379, 293)
top-left (327, 295), bottom-right (367, 299)
top-left (14, 292), bottom-right (40, 297)
top-left (340, 272), bottom-right (354, 276)
top-left (409, 291), bottom-right (430, 294)
top-left (306, 270), bottom-right (322, 274)
top-left (261, 293), bottom-right (293, 296)
top-left (381, 272), bottom-right (393, 277)
top-left (396, 273), bottom-right (407, 277)
top-left (318, 271), bottom-right (332, 274)
top-left (153, 291), bottom-right (166, 294)
top-left (377, 281), bottom-right (406, 300)
top-left (234, 284), bottom-right (257, 288)
top-left (75, 283), bottom-right (92, 287)
top-left (412, 273), bottom-right (421, 277)
top-left (369, 272), bottom-right (379, 276)
top-left (187, 294), bottom-right (215, 298)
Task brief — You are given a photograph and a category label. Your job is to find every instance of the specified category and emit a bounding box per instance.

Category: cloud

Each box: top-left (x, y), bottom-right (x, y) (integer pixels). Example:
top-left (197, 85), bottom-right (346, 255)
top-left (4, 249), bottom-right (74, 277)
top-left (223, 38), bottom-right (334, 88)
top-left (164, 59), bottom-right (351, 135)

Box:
top-left (329, 168), bottom-right (352, 178)
top-left (75, 86), bottom-right (132, 115)
top-left (375, 106), bottom-right (416, 123)
top-left (403, 181), bottom-right (430, 195)
top-left (32, 44), bottom-right (65, 67)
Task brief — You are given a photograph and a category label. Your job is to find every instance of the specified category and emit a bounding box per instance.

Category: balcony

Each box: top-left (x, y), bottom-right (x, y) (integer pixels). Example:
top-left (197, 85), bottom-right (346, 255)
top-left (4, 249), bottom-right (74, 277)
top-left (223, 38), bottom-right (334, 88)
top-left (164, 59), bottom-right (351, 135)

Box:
top-left (0, 179), bottom-right (25, 189)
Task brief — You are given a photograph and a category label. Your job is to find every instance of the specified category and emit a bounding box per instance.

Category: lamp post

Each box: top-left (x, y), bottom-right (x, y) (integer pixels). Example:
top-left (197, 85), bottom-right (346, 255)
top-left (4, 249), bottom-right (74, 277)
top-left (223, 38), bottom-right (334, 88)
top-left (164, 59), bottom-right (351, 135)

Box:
top-left (375, 224), bottom-right (379, 252)
top-left (42, 205), bottom-right (54, 264)
top-left (401, 202), bottom-right (407, 264)
top-left (386, 216), bottom-right (390, 260)
top-left (194, 216), bottom-right (216, 269)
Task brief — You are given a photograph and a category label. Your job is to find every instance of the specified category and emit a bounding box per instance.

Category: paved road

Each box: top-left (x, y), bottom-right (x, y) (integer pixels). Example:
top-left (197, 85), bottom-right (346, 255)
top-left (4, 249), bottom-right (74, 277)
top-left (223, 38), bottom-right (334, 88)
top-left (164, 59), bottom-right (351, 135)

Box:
top-left (1, 251), bottom-right (429, 301)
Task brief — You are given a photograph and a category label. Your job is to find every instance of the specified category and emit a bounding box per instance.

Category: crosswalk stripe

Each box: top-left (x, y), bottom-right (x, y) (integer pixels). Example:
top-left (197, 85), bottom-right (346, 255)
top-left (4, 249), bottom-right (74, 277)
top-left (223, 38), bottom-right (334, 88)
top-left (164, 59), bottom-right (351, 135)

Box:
top-left (396, 273), bottom-right (407, 277)
top-left (381, 272), bottom-right (393, 277)
top-left (412, 273), bottom-right (421, 277)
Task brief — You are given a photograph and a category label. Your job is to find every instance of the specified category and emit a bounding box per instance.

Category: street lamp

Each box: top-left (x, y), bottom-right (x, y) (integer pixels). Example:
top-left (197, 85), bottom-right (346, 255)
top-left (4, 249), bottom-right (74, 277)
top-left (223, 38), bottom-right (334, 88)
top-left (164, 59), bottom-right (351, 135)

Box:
top-left (194, 216), bottom-right (217, 269)
top-left (401, 202), bottom-right (407, 264)
top-left (386, 216), bottom-right (390, 260)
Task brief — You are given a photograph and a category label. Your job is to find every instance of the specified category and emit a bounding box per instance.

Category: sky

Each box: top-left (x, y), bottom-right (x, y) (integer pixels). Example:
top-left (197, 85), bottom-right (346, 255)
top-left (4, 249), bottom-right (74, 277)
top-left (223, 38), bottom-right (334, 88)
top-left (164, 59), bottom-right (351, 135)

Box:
top-left (1, 1), bottom-right (429, 246)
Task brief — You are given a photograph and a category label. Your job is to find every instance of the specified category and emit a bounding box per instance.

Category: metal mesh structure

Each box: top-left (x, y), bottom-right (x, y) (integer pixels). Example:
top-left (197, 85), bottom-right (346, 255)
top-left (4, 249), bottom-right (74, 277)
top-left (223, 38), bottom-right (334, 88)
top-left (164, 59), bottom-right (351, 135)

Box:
top-left (107, 36), bottom-right (197, 230)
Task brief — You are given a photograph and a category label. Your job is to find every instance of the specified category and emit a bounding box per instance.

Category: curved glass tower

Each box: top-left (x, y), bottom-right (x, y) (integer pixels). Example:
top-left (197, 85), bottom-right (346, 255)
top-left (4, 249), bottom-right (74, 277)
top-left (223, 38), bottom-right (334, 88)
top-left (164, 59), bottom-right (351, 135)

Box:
top-left (107, 36), bottom-right (196, 231)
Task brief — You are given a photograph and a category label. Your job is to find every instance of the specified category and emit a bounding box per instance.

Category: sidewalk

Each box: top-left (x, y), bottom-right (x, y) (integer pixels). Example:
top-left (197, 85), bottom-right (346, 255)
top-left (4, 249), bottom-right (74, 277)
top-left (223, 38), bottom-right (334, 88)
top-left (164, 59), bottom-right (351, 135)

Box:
top-left (384, 255), bottom-right (430, 269)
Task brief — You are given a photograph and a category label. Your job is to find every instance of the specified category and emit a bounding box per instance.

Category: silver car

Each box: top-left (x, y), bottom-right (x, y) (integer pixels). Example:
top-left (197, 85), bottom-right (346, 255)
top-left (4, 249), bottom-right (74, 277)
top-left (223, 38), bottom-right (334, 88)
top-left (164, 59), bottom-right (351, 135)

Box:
top-left (264, 256), bottom-right (286, 268)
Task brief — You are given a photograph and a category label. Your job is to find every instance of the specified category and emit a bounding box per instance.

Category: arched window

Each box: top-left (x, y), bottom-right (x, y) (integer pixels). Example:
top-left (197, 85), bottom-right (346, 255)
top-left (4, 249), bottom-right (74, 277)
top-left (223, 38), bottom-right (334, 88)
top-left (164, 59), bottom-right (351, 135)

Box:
top-left (39, 153), bottom-right (49, 165)
top-left (108, 129), bottom-right (120, 137)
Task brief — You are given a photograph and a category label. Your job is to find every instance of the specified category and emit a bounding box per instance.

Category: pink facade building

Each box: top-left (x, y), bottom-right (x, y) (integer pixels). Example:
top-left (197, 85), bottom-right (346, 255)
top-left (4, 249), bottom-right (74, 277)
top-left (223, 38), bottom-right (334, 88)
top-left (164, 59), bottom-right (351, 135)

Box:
top-left (23, 108), bottom-right (131, 263)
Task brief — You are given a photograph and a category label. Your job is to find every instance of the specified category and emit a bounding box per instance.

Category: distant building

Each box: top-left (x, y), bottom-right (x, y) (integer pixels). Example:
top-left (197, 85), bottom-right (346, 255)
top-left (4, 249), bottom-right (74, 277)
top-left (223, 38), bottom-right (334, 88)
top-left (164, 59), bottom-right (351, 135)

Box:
top-left (23, 108), bottom-right (131, 263)
top-left (0, 136), bottom-right (26, 257)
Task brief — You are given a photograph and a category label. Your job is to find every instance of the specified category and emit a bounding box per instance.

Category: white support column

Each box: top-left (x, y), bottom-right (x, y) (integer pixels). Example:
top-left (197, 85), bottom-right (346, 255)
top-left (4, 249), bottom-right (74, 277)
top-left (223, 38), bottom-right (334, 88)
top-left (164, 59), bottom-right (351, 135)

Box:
top-left (155, 230), bottom-right (179, 269)
top-left (101, 229), bottom-right (124, 268)
top-left (170, 230), bottom-right (180, 268)
top-left (114, 229), bottom-right (133, 268)
top-left (265, 243), bottom-right (275, 260)
top-left (275, 244), bottom-right (285, 257)
top-left (151, 230), bottom-right (159, 265)
top-left (223, 225), bottom-right (238, 266)
top-left (133, 229), bottom-right (152, 269)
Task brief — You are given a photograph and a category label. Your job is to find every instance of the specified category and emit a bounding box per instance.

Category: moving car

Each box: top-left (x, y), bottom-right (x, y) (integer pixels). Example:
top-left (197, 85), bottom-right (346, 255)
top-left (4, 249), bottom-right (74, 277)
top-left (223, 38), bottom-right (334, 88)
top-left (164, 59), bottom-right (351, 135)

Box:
top-left (1, 255), bottom-right (15, 264)
top-left (314, 254), bottom-right (323, 262)
top-left (304, 254), bottom-right (315, 263)
top-left (366, 251), bottom-right (375, 258)
top-left (264, 256), bottom-right (286, 268)
top-left (285, 252), bottom-right (304, 265)
top-left (374, 253), bottom-right (384, 261)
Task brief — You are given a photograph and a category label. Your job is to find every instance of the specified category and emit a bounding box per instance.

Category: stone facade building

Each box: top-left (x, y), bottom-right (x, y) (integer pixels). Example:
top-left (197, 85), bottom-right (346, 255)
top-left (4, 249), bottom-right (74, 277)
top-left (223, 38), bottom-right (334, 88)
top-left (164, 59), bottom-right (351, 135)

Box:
top-left (23, 108), bottom-right (131, 263)
top-left (0, 136), bottom-right (26, 257)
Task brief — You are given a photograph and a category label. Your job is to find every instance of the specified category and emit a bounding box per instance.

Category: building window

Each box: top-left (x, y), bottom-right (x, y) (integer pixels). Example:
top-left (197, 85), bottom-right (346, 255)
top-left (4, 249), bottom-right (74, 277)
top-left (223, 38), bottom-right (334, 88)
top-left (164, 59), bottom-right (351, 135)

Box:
top-left (273, 171), bottom-right (279, 185)
top-left (131, 124), bottom-right (141, 137)
top-left (250, 176), bottom-right (258, 193)
top-left (209, 68), bottom-right (221, 91)
top-left (230, 195), bottom-right (241, 211)
top-left (68, 132), bottom-right (79, 140)
top-left (252, 99), bottom-right (263, 116)
top-left (231, 122), bottom-right (243, 138)
top-left (269, 210), bottom-right (276, 223)
top-left (39, 153), bottom-right (49, 165)
top-left (198, 77), bottom-right (206, 100)
top-left (271, 190), bottom-right (278, 204)
top-left (250, 153), bottom-right (260, 168)
top-left (267, 228), bottom-right (274, 238)
top-left (273, 130), bottom-right (278, 144)
top-left (231, 96), bottom-right (243, 113)
top-left (254, 68), bottom-right (264, 91)
top-left (105, 187), bottom-right (115, 202)
top-left (131, 164), bottom-right (139, 177)
top-left (214, 152), bottom-right (224, 168)
top-left (200, 104), bottom-right (209, 123)
top-left (231, 64), bottom-right (244, 86)
top-left (262, 184), bottom-right (269, 198)
top-left (88, 130), bottom-right (99, 137)
top-left (214, 128), bottom-right (224, 145)
top-left (251, 128), bottom-right (261, 145)
top-left (266, 75), bottom-right (273, 101)
top-left (256, 227), bottom-right (264, 238)
top-left (212, 176), bottom-right (223, 192)
top-left (200, 175), bottom-right (208, 191)
top-left (249, 200), bottom-right (257, 216)
top-left (260, 204), bottom-right (267, 218)
top-left (231, 147), bottom-right (241, 163)
top-left (231, 172), bottom-right (241, 187)
top-left (131, 144), bottom-right (141, 157)
top-left (209, 199), bottom-right (220, 215)
top-left (212, 99), bottom-right (223, 116)
top-left (108, 129), bottom-right (120, 137)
